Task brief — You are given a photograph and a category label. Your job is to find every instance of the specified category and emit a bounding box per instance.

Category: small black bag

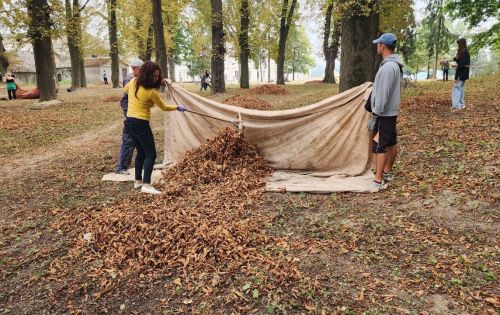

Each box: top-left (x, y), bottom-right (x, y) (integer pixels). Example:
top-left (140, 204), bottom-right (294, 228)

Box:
top-left (364, 91), bottom-right (372, 112)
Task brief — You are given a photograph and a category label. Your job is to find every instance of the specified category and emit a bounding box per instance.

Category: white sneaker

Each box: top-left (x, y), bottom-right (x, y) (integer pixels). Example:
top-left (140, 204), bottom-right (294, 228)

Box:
top-left (141, 185), bottom-right (161, 195)
top-left (371, 180), bottom-right (388, 192)
top-left (133, 181), bottom-right (143, 189)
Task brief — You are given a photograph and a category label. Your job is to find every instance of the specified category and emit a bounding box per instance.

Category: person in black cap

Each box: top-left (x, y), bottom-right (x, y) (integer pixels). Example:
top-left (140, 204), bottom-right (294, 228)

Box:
top-left (369, 33), bottom-right (404, 191)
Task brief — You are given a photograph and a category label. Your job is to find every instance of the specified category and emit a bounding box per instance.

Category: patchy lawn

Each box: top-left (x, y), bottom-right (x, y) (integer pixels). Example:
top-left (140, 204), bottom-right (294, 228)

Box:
top-left (0, 77), bottom-right (498, 314)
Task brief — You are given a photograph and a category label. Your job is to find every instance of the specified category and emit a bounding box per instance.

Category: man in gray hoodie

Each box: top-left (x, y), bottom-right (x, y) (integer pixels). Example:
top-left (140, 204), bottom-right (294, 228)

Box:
top-left (370, 33), bottom-right (404, 190)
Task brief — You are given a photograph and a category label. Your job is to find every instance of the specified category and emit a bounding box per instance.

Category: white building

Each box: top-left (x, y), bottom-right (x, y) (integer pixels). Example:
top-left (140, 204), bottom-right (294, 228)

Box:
top-left (83, 56), bottom-right (129, 85)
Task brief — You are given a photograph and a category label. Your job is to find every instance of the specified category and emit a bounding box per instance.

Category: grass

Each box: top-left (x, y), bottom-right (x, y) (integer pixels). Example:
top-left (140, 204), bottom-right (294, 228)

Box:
top-left (0, 85), bottom-right (123, 158)
top-left (0, 76), bottom-right (499, 313)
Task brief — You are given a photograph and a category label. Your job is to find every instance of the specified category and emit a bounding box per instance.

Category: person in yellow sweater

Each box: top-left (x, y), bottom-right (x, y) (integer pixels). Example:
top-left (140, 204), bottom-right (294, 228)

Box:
top-left (124, 61), bottom-right (186, 194)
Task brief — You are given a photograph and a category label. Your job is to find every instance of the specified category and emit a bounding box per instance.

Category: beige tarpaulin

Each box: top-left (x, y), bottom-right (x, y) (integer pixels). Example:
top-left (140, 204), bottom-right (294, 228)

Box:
top-left (163, 81), bottom-right (377, 193)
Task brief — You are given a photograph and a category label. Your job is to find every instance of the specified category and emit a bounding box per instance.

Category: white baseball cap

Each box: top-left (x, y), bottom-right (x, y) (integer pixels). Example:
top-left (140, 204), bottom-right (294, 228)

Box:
top-left (129, 58), bottom-right (144, 68)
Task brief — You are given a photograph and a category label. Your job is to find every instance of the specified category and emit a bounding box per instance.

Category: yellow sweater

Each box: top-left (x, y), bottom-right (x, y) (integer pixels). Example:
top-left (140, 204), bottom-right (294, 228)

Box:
top-left (124, 78), bottom-right (177, 121)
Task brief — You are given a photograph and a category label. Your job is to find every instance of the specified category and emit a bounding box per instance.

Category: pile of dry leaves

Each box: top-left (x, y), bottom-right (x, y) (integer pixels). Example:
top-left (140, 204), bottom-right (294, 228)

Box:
top-left (54, 128), bottom-right (299, 311)
top-left (99, 95), bottom-right (122, 102)
top-left (223, 95), bottom-right (272, 110)
top-left (252, 84), bottom-right (287, 95)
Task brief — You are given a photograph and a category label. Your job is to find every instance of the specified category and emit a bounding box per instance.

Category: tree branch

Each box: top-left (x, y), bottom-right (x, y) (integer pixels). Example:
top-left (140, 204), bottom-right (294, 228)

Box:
top-left (77, 0), bottom-right (91, 14)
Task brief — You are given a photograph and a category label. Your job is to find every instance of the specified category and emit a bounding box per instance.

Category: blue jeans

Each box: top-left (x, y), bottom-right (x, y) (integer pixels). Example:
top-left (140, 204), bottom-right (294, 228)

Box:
top-left (116, 126), bottom-right (135, 172)
top-left (451, 80), bottom-right (465, 109)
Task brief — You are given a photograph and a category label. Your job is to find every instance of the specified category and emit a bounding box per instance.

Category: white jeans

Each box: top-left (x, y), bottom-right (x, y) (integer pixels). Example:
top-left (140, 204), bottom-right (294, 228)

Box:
top-left (451, 80), bottom-right (465, 109)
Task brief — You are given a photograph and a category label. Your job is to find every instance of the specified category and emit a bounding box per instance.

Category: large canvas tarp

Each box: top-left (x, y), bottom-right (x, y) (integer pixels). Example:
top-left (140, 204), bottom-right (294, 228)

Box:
top-left (163, 82), bottom-right (376, 193)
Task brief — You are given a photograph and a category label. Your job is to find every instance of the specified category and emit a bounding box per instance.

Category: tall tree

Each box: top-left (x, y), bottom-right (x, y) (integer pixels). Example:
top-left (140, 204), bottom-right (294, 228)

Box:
top-left (211, 0), bottom-right (225, 93)
top-left (251, 0), bottom-right (281, 83)
top-left (27, 0), bottom-right (57, 101)
top-left (239, 0), bottom-right (250, 88)
top-left (134, 16), bottom-right (153, 61)
top-left (161, 0), bottom-right (191, 82)
top-left (152, 0), bottom-right (168, 78)
top-left (322, 0), bottom-right (340, 83)
top-left (0, 33), bottom-right (9, 74)
top-left (144, 23), bottom-right (154, 61)
top-left (277, 0), bottom-right (298, 85)
top-left (445, 0), bottom-right (500, 53)
top-left (379, 0), bottom-right (416, 63)
top-left (423, 0), bottom-right (452, 79)
top-left (339, 0), bottom-right (379, 92)
top-left (107, 0), bottom-right (119, 87)
top-left (285, 26), bottom-right (315, 81)
top-left (65, 0), bottom-right (89, 91)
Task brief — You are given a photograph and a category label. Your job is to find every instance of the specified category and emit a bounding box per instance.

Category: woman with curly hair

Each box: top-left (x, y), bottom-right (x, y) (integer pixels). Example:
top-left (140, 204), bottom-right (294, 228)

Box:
top-left (124, 61), bottom-right (186, 194)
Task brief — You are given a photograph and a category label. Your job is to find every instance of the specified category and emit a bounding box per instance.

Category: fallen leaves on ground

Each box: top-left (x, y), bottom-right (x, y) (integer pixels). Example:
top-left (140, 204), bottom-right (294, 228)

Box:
top-left (1, 77), bottom-right (498, 314)
top-left (223, 95), bottom-right (272, 110)
top-left (52, 128), bottom-right (301, 312)
top-left (252, 84), bottom-right (287, 95)
top-left (100, 95), bottom-right (122, 102)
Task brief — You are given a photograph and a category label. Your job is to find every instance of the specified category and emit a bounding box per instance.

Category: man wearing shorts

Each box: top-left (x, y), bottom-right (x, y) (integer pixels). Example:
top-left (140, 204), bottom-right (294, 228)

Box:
top-left (370, 33), bottom-right (404, 190)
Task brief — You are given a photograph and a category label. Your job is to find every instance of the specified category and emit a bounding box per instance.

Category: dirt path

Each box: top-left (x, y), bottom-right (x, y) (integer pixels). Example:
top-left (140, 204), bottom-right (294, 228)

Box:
top-left (0, 120), bottom-right (122, 178)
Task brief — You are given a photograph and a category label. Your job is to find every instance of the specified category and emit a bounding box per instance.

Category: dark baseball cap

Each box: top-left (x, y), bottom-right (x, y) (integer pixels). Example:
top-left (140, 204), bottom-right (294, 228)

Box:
top-left (373, 33), bottom-right (397, 46)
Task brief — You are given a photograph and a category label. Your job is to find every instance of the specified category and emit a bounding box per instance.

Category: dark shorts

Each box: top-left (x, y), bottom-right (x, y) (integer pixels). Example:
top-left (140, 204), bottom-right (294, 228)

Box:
top-left (372, 116), bottom-right (397, 153)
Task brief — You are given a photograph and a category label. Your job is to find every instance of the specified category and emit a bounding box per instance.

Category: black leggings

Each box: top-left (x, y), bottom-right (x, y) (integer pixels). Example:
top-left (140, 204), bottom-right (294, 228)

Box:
top-left (124, 117), bottom-right (157, 184)
top-left (8, 89), bottom-right (16, 100)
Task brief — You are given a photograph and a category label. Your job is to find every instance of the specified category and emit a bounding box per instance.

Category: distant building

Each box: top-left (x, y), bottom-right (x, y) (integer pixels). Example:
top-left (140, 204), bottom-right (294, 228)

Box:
top-left (10, 49), bottom-right (72, 85)
top-left (83, 56), bottom-right (129, 85)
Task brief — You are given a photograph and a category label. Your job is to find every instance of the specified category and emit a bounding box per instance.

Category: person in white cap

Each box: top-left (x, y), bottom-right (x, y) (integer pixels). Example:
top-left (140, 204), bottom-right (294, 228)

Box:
top-left (115, 58), bottom-right (144, 174)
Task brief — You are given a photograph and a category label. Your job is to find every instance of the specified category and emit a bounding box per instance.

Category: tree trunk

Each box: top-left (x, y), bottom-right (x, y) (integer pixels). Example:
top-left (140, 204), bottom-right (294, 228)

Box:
top-left (28, 0), bottom-right (57, 101)
top-left (0, 33), bottom-right (9, 73)
top-left (267, 50), bottom-right (271, 82)
top-left (152, 0), bottom-right (168, 78)
top-left (211, 0), bottom-right (225, 93)
top-left (65, 0), bottom-right (81, 91)
top-left (277, 0), bottom-right (297, 85)
top-left (339, 6), bottom-right (379, 92)
top-left (167, 50), bottom-right (175, 81)
top-left (427, 56), bottom-right (431, 79)
top-left (107, 0), bottom-right (119, 88)
top-left (136, 16), bottom-right (145, 58)
top-left (239, 0), bottom-right (250, 88)
top-left (323, 3), bottom-right (340, 84)
top-left (74, 0), bottom-right (86, 87)
top-left (259, 55), bottom-right (263, 82)
top-left (144, 22), bottom-right (154, 61)
top-left (432, 14), bottom-right (443, 79)
top-left (323, 2), bottom-right (335, 83)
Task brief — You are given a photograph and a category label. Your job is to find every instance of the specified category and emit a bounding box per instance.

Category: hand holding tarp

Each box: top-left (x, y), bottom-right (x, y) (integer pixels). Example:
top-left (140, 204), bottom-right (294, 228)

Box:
top-left (177, 104), bottom-right (187, 112)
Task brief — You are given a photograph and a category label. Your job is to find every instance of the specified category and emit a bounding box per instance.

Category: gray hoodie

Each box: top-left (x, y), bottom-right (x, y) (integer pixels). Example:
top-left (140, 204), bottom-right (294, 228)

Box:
top-left (370, 54), bottom-right (404, 117)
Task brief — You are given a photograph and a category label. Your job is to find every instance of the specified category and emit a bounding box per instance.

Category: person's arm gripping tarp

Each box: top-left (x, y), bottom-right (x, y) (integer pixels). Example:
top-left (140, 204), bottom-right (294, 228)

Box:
top-left (151, 89), bottom-right (178, 111)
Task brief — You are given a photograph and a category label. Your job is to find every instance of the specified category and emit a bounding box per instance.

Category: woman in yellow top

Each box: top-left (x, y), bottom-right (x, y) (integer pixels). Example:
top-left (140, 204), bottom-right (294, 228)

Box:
top-left (124, 61), bottom-right (186, 194)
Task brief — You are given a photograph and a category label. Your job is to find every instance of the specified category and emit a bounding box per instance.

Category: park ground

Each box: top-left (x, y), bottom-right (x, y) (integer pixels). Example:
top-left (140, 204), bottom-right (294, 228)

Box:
top-left (0, 77), bottom-right (498, 314)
